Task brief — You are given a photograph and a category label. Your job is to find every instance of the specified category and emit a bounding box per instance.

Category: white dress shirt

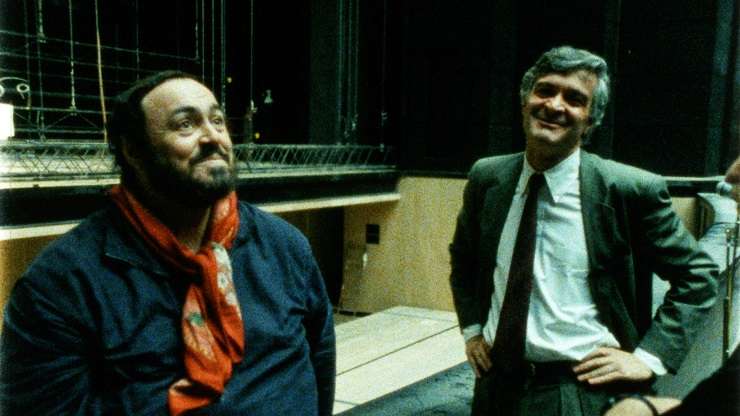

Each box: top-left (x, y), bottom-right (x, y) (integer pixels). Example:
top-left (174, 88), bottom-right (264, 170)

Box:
top-left (463, 149), bottom-right (666, 374)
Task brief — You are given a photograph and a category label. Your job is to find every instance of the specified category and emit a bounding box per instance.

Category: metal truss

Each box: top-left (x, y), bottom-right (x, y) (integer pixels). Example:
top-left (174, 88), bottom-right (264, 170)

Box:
top-left (236, 144), bottom-right (393, 173)
top-left (0, 141), bottom-right (395, 181)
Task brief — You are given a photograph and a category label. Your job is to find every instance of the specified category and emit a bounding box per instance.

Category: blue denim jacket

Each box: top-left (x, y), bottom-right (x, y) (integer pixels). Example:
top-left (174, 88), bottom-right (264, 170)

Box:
top-left (1, 201), bottom-right (336, 415)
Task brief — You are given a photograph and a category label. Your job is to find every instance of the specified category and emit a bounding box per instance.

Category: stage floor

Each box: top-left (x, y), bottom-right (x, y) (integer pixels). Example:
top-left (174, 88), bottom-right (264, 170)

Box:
top-left (333, 306), bottom-right (469, 414)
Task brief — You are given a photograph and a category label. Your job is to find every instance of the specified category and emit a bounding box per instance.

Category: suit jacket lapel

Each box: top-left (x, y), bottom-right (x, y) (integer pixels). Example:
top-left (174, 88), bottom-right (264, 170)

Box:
top-left (580, 151), bottom-right (638, 348)
top-left (479, 154), bottom-right (523, 281)
top-left (580, 151), bottom-right (615, 274)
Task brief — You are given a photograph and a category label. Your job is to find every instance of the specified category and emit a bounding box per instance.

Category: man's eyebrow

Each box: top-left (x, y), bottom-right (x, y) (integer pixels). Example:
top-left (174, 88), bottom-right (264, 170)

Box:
top-left (169, 104), bottom-right (225, 117)
top-left (534, 80), bottom-right (589, 98)
top-left (170, 106), bottom-right (198, 118)
top-left (565, 87), bottom-right (590, 100)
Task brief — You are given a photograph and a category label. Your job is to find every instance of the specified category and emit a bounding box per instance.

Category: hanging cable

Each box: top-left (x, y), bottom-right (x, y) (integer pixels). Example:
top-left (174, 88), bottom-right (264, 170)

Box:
top-left (249, 0), bottom-right (254, 105)
top-left (200, 0), bottom-right (205, 80)
top-left (341, 0), bottom-right (359, 143)
top-left (194, 0), bottom-right (199, 61)
top-left (93, 0), bottom-right (108, 142)
top-left (242, 0), bottom-right (256, 144)
top-left (211, 0), bottom-right (215, 88)
top-left (135, 0), bottom-right (140, 77)
top-left (22, 0), bottom-right (31, 109)
top-left (351, 0), bottom-right (359, 140)
top-left (336, 0), bottom-right (345, 143)
top-left (67, 0), bottom-right (77, 110)
top-left (379, 0), bottom-right (388, 147)
top-left (36, 0), bottom-right (45, 39)
top-left (35, 0), bottom-right (46, 139)
top-left (220, 0), bottom-right (226, 109)
top-left (345, 0), bottom-right (354, 141)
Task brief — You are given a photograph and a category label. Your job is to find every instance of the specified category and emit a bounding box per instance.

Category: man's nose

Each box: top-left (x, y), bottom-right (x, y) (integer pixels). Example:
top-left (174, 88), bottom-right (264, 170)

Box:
top-left (544, 94), bottom-right (565, 112)
top-left (198, 121), bottom-right (228, 144)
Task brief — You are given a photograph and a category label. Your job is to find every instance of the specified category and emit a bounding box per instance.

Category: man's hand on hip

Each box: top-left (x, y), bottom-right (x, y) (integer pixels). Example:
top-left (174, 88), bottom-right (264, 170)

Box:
top-left (465, 335), bottom-right (492, 378)
top-left (573, 347), bottom-right (653, 385)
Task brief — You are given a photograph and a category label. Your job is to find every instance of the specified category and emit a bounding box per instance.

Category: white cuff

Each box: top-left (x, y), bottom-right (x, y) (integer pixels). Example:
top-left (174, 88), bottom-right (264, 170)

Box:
top-left (462, 324), bottom-right (482, 343)
top-left (634, 347), bottom-right (667, 376)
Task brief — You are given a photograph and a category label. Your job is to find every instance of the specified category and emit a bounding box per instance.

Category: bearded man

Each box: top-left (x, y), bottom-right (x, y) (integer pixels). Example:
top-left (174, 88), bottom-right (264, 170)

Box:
top-left (0, 71), bottom-right (336, 416)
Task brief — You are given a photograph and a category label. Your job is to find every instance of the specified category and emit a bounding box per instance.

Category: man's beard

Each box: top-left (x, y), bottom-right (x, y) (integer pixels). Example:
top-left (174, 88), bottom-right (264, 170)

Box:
top-left (142, 145), bottom-right (237, 208)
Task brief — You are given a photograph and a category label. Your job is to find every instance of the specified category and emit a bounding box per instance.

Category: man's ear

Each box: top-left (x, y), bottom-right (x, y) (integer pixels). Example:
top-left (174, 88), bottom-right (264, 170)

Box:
top-left (582, 116), bottom-right (595, 138)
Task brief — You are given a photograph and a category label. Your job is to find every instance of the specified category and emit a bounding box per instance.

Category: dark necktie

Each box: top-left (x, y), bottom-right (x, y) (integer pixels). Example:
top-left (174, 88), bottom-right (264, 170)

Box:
top-left (490, 173), bottom-right (545, 375)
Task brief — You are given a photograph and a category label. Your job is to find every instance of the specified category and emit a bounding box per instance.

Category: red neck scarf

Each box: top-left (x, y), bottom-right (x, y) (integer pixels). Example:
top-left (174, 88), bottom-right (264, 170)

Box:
top-left (109, 185), bottom-right (245, 415)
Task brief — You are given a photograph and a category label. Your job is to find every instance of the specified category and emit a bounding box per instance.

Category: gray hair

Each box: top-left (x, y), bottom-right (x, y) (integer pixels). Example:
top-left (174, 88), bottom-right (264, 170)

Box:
top-left (519, 46), bottom-right (610, 139)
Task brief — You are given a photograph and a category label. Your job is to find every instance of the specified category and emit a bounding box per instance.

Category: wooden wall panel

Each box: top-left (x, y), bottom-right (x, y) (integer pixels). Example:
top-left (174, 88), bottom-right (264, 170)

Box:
top-left (0, 235), bottom-right (59, 324)
top-left (340, 177), bottom-right (466, 313)
top-left (671, 196), bottom-right (699, 238)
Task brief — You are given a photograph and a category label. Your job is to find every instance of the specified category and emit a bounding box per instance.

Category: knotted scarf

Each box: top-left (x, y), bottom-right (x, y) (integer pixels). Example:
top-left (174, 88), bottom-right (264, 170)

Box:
top-left (109, 185), bottom-right (245, 415)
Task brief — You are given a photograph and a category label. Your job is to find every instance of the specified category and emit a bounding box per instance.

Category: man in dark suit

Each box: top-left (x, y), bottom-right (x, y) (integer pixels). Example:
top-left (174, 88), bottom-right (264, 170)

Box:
top-left (449, 46), bottom-right (718, 416)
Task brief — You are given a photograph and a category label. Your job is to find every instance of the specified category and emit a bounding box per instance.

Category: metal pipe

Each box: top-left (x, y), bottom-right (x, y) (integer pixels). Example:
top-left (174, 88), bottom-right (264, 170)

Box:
top-left (724, 215), bottom-right (739, 364)
top-left (0, 30), bottom-right (200, 60)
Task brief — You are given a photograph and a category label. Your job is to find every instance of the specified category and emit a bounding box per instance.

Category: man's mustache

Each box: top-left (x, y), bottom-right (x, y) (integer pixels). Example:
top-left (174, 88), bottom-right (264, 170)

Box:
top-left (534, 110), bottom-right (568, 127)
top-left (190, 145), bottom-right (230, 165)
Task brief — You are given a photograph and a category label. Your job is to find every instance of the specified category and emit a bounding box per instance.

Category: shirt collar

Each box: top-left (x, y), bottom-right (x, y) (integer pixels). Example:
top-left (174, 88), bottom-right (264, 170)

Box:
top-left (519, 148), bottom-right (581, 203)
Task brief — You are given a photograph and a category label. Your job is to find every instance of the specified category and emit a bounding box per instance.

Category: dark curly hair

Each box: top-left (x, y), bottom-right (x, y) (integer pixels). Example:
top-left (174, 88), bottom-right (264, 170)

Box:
top-left (107, 70), bottom-right (200, 182)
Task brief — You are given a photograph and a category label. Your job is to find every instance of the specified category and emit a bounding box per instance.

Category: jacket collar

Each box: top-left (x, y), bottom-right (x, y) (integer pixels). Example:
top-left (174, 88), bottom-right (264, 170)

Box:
top-left (478, 153), bottom-right (523, 276)
top-left (103, 201), bottom-right (252, 275)
top-left (103, 204), bottom-right (170, 276)
top-left (484, 149), bottom-right (616, 272)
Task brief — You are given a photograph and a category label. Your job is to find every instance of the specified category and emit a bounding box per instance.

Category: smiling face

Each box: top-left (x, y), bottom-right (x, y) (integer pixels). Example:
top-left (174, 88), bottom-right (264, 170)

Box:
top-left (522, 70), bottom-right (597, 170)
top-left (126, 78), bottom-right (236, 206)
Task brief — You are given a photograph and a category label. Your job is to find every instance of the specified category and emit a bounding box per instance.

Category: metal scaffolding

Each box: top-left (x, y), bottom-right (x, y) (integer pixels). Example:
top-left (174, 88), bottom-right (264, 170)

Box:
top-left (1, 2), bottom-right (396, 186)
top-left (0, 0), bottom-right (221, 142)
top-left (0, 141), bottom-right (395, 181)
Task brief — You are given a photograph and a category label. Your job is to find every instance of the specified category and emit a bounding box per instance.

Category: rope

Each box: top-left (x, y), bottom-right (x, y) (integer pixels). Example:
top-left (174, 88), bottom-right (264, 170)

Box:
top-left (93, 0), bottom-right (107, 142)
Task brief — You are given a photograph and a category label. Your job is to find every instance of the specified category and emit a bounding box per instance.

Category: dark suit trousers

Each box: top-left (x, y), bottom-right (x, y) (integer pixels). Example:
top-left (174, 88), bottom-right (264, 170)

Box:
top-left (471, 363), bottom-right (647, 416)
